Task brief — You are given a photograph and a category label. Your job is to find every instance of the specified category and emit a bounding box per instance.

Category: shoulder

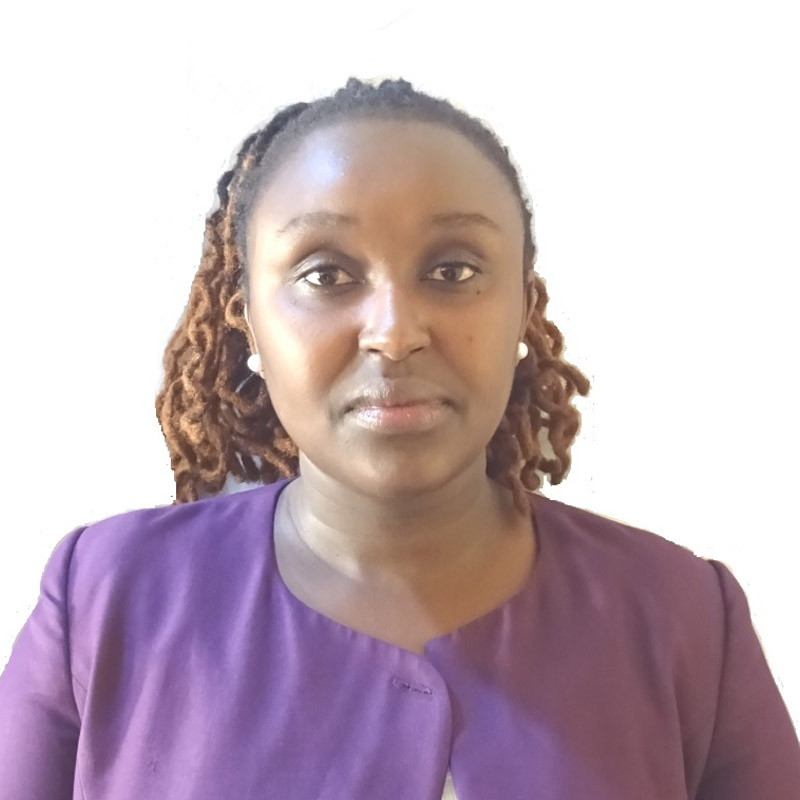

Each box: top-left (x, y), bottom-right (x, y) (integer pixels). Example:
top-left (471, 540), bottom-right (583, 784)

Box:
top-left (533, 494), bottom-right (735, 713)
top-left (532, 493), bottom-right (728, 642)
top-left (47, 479), bottom-right (290, 684)
top-left (56, 479), bottom-right (287, 607)
top-left (535, 492), bottom-right (721, 583)
top-left (529, 496), bottom-right (800, 793)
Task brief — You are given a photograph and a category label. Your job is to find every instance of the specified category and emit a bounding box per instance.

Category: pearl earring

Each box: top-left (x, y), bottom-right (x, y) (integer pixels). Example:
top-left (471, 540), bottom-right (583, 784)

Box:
top-left (516, 341), bottom-right (529, 362)
top-left (247, 353), bottom-right (262, 374)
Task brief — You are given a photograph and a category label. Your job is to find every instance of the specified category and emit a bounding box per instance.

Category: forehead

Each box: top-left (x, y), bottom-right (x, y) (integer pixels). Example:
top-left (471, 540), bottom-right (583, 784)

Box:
top-left (250, 118), bottom-right (523, 231)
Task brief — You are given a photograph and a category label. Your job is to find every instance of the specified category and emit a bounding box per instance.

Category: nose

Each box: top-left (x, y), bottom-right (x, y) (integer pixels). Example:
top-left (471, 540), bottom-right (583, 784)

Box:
top-left (358, 280), bottom-right (431, 361)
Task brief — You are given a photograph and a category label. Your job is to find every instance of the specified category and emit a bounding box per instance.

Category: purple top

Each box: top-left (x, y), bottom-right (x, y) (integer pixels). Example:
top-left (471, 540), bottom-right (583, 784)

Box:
top-left (1, 477), bottom-right (799, 799)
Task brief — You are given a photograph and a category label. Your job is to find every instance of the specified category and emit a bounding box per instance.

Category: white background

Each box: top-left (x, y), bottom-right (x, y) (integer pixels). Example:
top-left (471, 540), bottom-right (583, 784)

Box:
top-left (1, 0), bottom-right (798, 732)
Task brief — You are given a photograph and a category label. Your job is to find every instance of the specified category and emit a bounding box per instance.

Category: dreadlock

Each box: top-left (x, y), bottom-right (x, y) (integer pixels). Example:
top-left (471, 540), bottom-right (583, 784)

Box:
top-left (155, 77), bottom-right (591, 512)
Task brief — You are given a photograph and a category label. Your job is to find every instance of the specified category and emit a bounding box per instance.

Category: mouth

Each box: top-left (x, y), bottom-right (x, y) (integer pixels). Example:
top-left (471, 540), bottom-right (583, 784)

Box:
top-left (342, 378), bottom-right (454, 433)
top-left (345, 399), bottom-right (453, 434)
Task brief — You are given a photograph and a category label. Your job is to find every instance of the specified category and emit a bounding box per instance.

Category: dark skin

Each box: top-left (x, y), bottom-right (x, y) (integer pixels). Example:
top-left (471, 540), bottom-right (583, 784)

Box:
top-left (244, 119), bottom-right (537, 655)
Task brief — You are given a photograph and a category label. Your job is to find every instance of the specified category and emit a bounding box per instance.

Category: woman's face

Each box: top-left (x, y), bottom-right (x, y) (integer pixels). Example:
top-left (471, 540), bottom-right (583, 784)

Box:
top-left (244, 118), bottom-right (532, 499)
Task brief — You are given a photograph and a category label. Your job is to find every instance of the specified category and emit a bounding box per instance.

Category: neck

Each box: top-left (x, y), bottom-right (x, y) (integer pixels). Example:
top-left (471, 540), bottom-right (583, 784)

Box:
top-left (281, 454), bottom-right (524, 587)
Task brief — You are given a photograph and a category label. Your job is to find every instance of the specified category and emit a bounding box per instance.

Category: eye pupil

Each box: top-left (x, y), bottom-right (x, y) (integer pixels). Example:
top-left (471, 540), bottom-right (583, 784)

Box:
top-left (304, 266), bottom-right (344, 287)
top-left (442, 266), bottom-right (458, 281)
top-left (435, 263), bottom-right (474, 282)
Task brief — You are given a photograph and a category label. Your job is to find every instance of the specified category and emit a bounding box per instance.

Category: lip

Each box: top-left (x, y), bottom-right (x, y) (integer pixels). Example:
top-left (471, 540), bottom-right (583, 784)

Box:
top-left (347, 401), bottom-right (452, 434)
top-left (342, 378), bottom-right (453, 434)
top-left (343, 378), bottom-right (451, 413)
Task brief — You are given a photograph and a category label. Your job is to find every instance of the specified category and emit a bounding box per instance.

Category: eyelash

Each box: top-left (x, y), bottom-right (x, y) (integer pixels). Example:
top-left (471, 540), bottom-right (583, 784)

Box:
top-left (298, 262), bottom-right (479, 289)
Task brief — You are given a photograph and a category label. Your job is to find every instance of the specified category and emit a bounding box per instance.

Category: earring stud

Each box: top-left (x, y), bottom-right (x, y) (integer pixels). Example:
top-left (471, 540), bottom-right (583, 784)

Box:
top-left (516, 341), bottom-right (529, 362)
top-left (247, 353), bottom-right (262, 374)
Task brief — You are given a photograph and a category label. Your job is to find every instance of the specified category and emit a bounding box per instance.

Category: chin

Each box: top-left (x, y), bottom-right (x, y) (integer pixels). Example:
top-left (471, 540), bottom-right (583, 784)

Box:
top-left (360, 472), bottom-right (449, 501)
top-left (331, 448), bottom-right (482, 502)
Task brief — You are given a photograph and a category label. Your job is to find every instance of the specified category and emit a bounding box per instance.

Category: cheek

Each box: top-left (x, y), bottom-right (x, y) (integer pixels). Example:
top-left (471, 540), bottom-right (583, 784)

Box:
top-left (460, 295), bottom-right (521, 382)
top-left (255, 291), bottom-right (352, 418)
top-left (472, 340), bottom-right (518, 424)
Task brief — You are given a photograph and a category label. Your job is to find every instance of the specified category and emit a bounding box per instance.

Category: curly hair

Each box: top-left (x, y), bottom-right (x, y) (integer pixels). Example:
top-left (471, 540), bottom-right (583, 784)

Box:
top-left (155, 77), bottom-right (591, 512)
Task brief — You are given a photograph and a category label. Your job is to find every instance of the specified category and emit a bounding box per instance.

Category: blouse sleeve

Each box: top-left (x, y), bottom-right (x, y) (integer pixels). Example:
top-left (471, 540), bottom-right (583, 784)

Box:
top-left (0, 527), bottom-right (86, 800)
top-left (696, 560), bottom-right (800, 799)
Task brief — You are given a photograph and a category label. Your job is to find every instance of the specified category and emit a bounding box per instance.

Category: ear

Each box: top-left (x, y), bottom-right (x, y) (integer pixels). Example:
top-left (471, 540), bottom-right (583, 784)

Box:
top-left (243, 303), bottom-right (259, 355)
top-left (518, 274), bottom-right (536, 341)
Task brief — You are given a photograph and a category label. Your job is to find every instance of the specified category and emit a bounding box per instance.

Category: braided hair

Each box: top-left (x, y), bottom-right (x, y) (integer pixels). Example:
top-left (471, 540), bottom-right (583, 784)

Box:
top-left (155, 78), bottom-right (591, 512)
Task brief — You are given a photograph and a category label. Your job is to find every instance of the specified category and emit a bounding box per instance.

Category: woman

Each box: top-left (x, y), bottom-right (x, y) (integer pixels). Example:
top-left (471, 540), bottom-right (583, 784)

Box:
top-left (1, 78), bottom-right (798, 799)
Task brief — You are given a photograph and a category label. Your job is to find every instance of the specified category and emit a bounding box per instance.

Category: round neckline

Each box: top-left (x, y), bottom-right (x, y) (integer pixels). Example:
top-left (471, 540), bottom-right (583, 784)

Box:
top-left (263, 476), bottom-right (548, 659)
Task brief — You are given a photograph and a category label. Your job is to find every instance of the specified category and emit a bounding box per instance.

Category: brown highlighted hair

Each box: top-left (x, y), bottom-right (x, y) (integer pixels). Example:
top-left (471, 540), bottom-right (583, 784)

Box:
top-left (155, 78), bottom-right (591, 511)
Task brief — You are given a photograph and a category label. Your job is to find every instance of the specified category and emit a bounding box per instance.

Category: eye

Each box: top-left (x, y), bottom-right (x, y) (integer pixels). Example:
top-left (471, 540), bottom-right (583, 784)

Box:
top-left (299, 265), bottom-right (357, 288)
top-left (427, 262), bottom-right (478, 283)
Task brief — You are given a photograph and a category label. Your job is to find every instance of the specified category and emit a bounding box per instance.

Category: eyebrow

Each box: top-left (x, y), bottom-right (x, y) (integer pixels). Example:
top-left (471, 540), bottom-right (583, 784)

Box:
top-left (275, 210), bottom-right (502, 236)
top-left (276, 211), bottom-right (357, 236)
top-left (429, 212), bottom-right (502, 232)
